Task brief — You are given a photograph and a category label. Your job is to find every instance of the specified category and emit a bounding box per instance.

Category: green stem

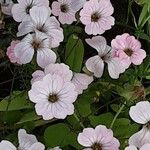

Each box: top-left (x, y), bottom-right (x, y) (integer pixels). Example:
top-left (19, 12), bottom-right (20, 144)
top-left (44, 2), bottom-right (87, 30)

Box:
top-left (73, 113), bottom-right (85, 129)
top-left (110, 103), bottom-right (125, 129)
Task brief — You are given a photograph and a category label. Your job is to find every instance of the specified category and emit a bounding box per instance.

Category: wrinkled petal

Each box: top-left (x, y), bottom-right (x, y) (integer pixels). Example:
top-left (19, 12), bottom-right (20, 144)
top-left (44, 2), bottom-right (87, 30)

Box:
top-left (85, 36), bottom-right (107, 55)
top-left (86, 55), bottom-right (104, 78)
top-left (129, 126), bottom-right (150, 148)
top-left (37, 48), bottom-right (56, 68)
top-left (0, 140), bottom-right (16, 150)
top-left (129, 101), bottom-right (150, 124)
top-left (18, 129), bottom-right (38, 149)
top-left (14, 41), bottom-right (34, 64)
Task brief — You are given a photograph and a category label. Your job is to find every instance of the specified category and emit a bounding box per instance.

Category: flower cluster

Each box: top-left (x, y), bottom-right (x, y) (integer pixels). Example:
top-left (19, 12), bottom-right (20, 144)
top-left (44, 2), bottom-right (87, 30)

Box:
top-left (0, 0), bottom-right (148, 149)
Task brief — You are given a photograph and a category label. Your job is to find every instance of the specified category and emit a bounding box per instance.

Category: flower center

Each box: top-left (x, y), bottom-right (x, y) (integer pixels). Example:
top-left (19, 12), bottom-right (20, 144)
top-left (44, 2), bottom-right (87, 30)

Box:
top-left (91, 12), bottom-right (101, 22)
top-left (26, 4), bottom-right (32, 14)
top-left (124, 48), bottom-right (133, 56)
top-left (145, 121), bottom-right (150, 129)
top-left (48, 94), bottom-right (58, 103)
top-left (60, 4), bottom-right (69, 13)
top-left (92, 143), bottom-right (102, 150)
top-left (32, 41), bottom-right (41, 50)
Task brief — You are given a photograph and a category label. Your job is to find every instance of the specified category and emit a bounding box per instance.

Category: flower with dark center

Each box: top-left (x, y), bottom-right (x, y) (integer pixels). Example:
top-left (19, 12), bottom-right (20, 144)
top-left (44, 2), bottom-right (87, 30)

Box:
top-left (48, 94), bottom-right (58, 103)
top-left (32, 41), bottom-right (41, 51)
top-left (92, 143), bottom-right (102, 150)
top-left (60, 4), bottom-right (69, 13)
top-left (91, 12), bottom-right (100, 22)
top-left (26, 4), bottom-right (32, 14)
top-left (124, 48), bottom-right (133, 56)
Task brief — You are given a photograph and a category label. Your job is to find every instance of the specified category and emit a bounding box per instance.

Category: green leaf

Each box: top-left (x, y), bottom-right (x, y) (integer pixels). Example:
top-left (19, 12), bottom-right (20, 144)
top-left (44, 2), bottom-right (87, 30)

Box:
top-left (89, 113), bottom-right (114, 128)
top-left (113, 118), bottom-right (131, 126)
top-left (135, 30), bottom-right (150, 41)
top-left (65, 34), bottom-right (84, 72)
top-left (17, 111), bottom-right (41, 124)
top-left (67, 115), bottom-right (82, 131)
top-left (134, 0), bottom-right (146, 5)
top-left (113, 123), bottom-right (140, 138)
top-left (62, 132), bottom-right (81, 149)
top-left (44, 123), bottom-right (70, 147)
top-left (138, 2), bottom-right (150, 27)
top-left (0, 91), bottom-right (33, 111)
top-left (0, 111), bottom-right (22, 124)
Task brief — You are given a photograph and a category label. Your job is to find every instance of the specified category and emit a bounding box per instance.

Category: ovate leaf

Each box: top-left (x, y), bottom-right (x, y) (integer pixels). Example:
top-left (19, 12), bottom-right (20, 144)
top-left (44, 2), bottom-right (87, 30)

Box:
top-left (0, 91), bottom-right (33, 111)
top-left (65, 35), bottom-right (84, 72)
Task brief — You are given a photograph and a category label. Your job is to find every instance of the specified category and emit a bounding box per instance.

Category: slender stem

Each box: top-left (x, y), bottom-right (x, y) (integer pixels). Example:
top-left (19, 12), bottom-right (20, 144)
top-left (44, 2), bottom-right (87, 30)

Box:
top-left (110, 103), bottom-right (126, 129)
top-left (73, 113), bottom-right (85, 129)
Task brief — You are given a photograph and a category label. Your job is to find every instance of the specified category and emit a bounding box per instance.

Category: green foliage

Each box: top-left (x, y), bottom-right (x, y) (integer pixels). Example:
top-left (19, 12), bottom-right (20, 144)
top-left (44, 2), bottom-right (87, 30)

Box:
top-left (17, 111), bottom-right (41, 124)
top-left (138, 0), bottom-right (150, 28)
top-left (0, 91), bottom-right (33, 111)
top-left (89, 113), bottom-right (114, 128)
top-left (65, 34), bottom-right (84, 72)
top-left (44, 123), bottom-right (81, 149)
top-left (1, 0), bottom-right (150, 150)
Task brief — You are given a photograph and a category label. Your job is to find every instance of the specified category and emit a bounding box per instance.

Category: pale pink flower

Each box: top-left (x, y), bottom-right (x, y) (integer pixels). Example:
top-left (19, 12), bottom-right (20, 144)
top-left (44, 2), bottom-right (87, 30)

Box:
top-left (17, 6), bottom-right (64, 48)
top-left (128, 127), bottom-right (150, 149)
top-left (31, 70), bottom-right (45, 84)
top-left (70, 0), bottom-right (87, 12)
top-left (80, 0), bottom-right (115, 35)
top-left (0, 129), bottom-right (45, 150)
top-left (0, 141), bottom-right (16, 150)
top-left (11, 0), bottom-right (49, 22)
top-left (129, 101), bottom-right (150, 125)
top-left (6, 40), bottom-right (22, 64)
top-left (125, 144), bottom-right (150, 150)
top-left (28, 73), bottom-right (78, 120)
top-left (128, 101), bottom-right (150, 148)
top-left (85, 36), bottom-right (125, 79)
top-left (52, 0), bottom-right (76, 24)
top-left (71, 73), bottom-right (93, 94)
top-left (111, 33), bottom-right (146, 69)
top-left (14, 31), bottom-right (56, 68)
top-left (31, 63), bottom-right (73, 84)
top-left (0, 0), bottom-right (14, 16)
top-left (77, 125), bottom-right (120, 150)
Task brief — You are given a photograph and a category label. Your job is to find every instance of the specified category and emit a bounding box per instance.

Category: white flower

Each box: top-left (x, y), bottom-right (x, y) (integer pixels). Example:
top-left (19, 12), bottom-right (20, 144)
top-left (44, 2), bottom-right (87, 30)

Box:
top-left (128, 101), bottom-right (150, 148)
top-left (14, 31), bottom-right (56, 68)
top-left (31, 63), bottom-right (73, 84)
top-left (17, 6), bottom-right (64, 48)
top-left (0, 0), bottom-right (14, 16)
top-left (128, 126), bottom-right (150, 149)
top-left (129, 101), bottom-right (150, 125)
top-left (0, 129), bottom-right (45, 150)
top-left (28, 73), bottom-right (78, 120)
top-left (31, 63), bottom-right (93, 95)
top-left (71, 73), bottom-right (93, 94)
top-left (11, 0), bottom-right (49, 22)
top-left (85, 36), bottom-right (125, 79)
top-left (77, 125), bottom-right (120, 150)
top-left (52, 0), bottom-right (77, 24)
top-left (70, 0), bottom-right (87, 12)
top-left (0, 141), bottom-right (16, 150)
top-left (125, 144), bottom-right (150, 150)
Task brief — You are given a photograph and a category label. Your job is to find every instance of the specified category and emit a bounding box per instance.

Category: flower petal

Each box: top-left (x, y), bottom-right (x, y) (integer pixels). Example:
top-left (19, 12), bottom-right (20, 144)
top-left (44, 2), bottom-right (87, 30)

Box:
top-left (0, 140), bottom-right (16, 150)
top-left (85, 36), bottom-right (107, 54)
top-left (37, 48), bottom-right (56, 68)
top-left (129, 101), bottom-right (150, 124)
top-left (86, 55), bottom-right (104, 78)
top-left (14, 41), bottom-right (34, 64)
top-left (28, 142), bottom-right (45, 150)
top-left (18, 129), bottom-right (37, 149)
